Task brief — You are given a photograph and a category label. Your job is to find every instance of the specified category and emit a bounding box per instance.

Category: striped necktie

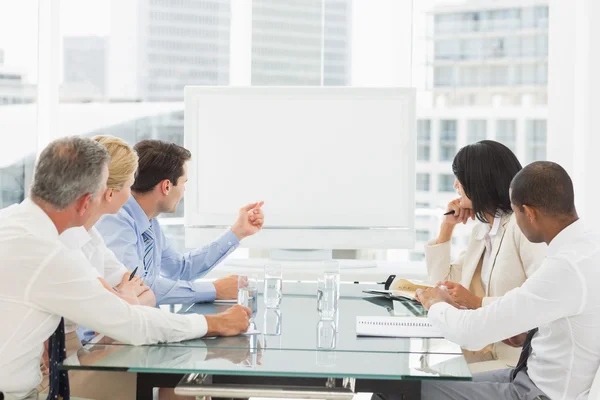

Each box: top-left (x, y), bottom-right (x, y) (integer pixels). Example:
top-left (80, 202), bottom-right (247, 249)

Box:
top-left (141, 225), bottom-right (155, 277)
top-left (46, 317), bottom-right (69, 400)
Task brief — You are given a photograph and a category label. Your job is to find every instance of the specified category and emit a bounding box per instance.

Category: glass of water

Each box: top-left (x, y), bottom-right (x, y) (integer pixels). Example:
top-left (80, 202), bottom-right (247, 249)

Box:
top-left (238, 274), bottom-right (258, 322)
top-left (263, 308), bottom-right (282, 336)
top-left (316, 319), bottom-right (337, 366)
top-left (321, 261), bottom-right (340, 298)
top-left (264, 263), bottom-right (283, 308)
top-left (317, 319), bottom-right (337, 349)
top-left (317, 274), bottom-right (339, 320)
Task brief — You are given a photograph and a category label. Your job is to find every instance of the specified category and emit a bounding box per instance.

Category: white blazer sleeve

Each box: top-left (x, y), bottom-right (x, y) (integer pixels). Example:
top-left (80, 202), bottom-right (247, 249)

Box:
top-left (425, 239), bottom-right (466, 283)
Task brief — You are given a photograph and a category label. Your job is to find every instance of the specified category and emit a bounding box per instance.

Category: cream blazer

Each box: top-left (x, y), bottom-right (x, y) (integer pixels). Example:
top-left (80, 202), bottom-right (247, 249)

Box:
top-left (425, 213), bottom-right (547, 370)
top-left (425, 212), bottom-right (547, 307)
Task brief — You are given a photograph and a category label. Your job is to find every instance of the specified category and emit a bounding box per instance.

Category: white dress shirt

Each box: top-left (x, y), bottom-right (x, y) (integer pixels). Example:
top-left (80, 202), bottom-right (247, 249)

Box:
top-left (428, 219), bottom-right (600, 400)
top-left (59, 226), bottom-right (131, 333)
top-left (60, 226), bottom-right (129, 287)
top-left (479, 214), bottom-right (502, 293)
top-left (0, 199), bottom-right (209, 397)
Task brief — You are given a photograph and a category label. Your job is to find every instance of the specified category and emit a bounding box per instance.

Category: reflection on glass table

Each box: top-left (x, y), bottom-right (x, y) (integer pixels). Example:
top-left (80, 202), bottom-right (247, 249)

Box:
top-left (64, 335), bottom-right (264, 370)
top-left (409, 353), bottom-right (472, 378)
top-left (63, 340), bottom-right (471, 382)
top-left (172, 283), bottom-right (462, 355)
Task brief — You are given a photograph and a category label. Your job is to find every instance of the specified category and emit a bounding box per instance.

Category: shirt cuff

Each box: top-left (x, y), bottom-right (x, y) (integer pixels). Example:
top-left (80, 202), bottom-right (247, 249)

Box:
top-left (191, 280), bottom-right (218, 303)
top-left (427, 301), bottom-right (453, 326)
top-left (222, 229), bottom-right (240, 248)
top-left (425, 239), bottom-right (451, 249)
top-left (189, 314), bottom-right (209, 338)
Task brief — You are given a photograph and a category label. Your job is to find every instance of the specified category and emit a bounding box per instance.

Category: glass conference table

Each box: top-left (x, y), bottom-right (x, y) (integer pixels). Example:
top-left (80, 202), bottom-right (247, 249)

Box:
top-left (62, 282), bottom-right (471, 400)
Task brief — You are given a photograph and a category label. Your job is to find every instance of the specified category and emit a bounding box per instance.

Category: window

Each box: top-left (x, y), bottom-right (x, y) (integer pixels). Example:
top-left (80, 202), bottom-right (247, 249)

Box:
top-left (417, 120), bottom-right (431, 161)
top-left (416, 230), bottom-right (430, 242)
top-left (435, 40), bottom-right (460, 60)
top-left (410, 252), bottom-right (425, 262)
top-left (439, 120), bottom-right (457, 161)
top-left (467, 120), bottom-right (487, 143)
top-left (439, 174), bottom-right (455, 192)
top-left (434, 66), bottom-right (455, 87)
top-left (496, 120), bottom-right (517, 151)
top-left (416, 173), bottom-right (430, 192)
top-left (0, 1), bottom-right (38, 209)
top-left (461, 38), bottom-right (482, 59)
top-left (3, 0), bottom-right (552, 268)
top-left (526, 119), bottom-right (547, 163)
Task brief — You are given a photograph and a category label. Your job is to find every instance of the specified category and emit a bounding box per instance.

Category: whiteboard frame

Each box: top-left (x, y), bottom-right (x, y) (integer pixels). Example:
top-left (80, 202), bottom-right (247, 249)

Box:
top-left (184, 86), bottom-right (416, 250)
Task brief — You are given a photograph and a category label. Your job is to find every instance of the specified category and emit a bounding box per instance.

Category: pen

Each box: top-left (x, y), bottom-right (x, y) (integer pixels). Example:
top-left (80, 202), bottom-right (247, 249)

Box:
top-left (443, 210), bottom-right (456, 216)
top-left (129, 266), bottom-right (138, 281)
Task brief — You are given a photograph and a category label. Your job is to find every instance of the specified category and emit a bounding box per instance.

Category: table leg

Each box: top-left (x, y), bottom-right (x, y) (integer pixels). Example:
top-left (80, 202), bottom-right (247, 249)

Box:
top-left (136, 373), bottom-right (183, 400)
top-left (401, 381), bottom-right (421, 400)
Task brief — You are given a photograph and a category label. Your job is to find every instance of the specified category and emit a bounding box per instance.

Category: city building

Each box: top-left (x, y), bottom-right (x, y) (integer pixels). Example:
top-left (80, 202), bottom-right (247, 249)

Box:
top-left (107, 0), bottom-right (232, 102)
top-left (409, 0), bottom-right (549, 261)
top-left (63, 36), bottom-right (107, 97)
top-left (0, 49), bottom-right (36, 105)
top-left (251, 0), bottom-right (352, 86)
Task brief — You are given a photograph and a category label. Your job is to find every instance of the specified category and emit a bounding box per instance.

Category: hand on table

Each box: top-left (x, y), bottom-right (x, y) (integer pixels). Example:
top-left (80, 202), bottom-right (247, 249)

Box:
top-left (205, 304), bottom-right (251, 337)
top-left (214, 275), bottom-right (239, 300)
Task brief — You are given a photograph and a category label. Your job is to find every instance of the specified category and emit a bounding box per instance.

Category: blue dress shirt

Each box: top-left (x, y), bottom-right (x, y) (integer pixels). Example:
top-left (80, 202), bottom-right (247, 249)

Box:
top-left (96, 196), bottom-right (239, 304)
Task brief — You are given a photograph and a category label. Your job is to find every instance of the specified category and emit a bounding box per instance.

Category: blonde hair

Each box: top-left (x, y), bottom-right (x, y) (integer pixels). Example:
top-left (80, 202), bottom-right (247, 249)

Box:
top-left (92, 135), bottom-right (138, 190)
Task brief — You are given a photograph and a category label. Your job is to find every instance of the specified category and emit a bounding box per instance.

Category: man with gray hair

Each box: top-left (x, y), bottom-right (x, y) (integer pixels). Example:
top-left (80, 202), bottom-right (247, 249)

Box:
top-left (0, 137), bottom-right (251, 400)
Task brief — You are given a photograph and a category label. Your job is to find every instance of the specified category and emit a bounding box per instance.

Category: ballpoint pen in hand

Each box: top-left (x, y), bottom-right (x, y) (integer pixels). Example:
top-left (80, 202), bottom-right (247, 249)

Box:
top-left (128, 266), bottom-right (139, 281)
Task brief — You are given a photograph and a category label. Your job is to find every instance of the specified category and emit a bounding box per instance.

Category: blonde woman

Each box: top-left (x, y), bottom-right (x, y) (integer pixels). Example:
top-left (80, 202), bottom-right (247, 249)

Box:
top-left (425, 141), bottom-right (547, 373)
top-left (59, 135), bottom-right (154, 307)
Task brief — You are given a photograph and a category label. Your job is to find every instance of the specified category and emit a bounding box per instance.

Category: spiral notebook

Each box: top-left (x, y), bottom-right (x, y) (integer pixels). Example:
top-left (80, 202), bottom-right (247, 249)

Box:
top-left (356, 316), bottom-right (443, 338)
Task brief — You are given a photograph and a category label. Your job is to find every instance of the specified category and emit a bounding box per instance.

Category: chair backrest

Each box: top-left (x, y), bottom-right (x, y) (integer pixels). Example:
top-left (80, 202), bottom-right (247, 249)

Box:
top-left (589, 365), bottom-right (600, 399)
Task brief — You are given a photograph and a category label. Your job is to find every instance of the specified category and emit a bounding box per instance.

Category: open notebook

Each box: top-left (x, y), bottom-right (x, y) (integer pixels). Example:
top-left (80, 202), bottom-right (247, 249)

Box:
top-left (363, 278), bottom-right (435, 301)
top-left (356, 316), bottom-right (443, 338)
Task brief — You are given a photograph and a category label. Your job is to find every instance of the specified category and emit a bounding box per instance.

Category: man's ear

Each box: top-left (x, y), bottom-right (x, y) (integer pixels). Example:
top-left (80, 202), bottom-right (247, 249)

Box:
top-left (522, 205), bottom-right (540, 224)
top-left (74, 193), bottom-right (93, 217)
top-left (160, 179), bottom-right (171, 196)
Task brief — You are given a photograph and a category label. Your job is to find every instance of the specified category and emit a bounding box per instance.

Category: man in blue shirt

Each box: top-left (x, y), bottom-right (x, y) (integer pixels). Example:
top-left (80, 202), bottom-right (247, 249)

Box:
top-left (96, 140), bottom-right (264, 305)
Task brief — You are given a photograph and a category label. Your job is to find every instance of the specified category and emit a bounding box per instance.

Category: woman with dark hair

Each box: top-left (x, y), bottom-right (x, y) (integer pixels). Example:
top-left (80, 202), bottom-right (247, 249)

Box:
top-left (425, 140), bottom-right (546, 372)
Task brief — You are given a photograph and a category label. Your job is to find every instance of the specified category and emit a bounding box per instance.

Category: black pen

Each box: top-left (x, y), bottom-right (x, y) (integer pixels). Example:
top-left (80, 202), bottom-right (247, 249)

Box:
top-left (129, 266), bottom-right (139, 281)
top-left (443, 210), bottom-right (456, 216)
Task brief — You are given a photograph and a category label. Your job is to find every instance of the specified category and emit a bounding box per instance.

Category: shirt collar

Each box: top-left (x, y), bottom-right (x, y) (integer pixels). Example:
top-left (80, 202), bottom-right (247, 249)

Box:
top-left (88, 226), bottom-right (104, 245)
top-left (547, 219), bottom-right (585, 257)
top-left (60, 226), bottom-right (93, 250)
top-left (474, 211), bottom-right (504, 240)
top-left (123, 195), bottom-right (152, 233)
top-left (21, 198), bottom-right (60, 239)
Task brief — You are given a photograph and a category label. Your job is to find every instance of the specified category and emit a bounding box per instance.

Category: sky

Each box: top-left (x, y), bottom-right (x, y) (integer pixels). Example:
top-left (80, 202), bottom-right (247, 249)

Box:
top-left (0, 0), bottom-right (461, 86)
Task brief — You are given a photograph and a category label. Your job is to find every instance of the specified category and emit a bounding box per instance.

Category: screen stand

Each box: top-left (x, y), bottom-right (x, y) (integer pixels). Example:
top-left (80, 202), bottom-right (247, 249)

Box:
top-left (269, 249), bottom-right (332, 261)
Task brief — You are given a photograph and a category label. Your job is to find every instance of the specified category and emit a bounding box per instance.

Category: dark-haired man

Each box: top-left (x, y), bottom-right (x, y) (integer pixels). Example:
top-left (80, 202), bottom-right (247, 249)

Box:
top-left (97, 140), bottom-right (264, 305)
top-left (403, 161), bottom-right (600, 399)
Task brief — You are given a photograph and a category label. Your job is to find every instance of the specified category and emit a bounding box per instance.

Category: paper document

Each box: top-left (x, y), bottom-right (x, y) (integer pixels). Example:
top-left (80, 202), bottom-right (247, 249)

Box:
top-left (389, 278), bottom-right (435, 300)
top-left (356, 316), bottom-right (443, 338)
top-left (364, 278), bottom-right (435, 301)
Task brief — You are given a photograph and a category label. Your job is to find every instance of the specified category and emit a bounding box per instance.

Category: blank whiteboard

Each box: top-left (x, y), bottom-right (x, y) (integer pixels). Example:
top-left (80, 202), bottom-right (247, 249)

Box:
top-left (184, 87), bottom-right (415, 249)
